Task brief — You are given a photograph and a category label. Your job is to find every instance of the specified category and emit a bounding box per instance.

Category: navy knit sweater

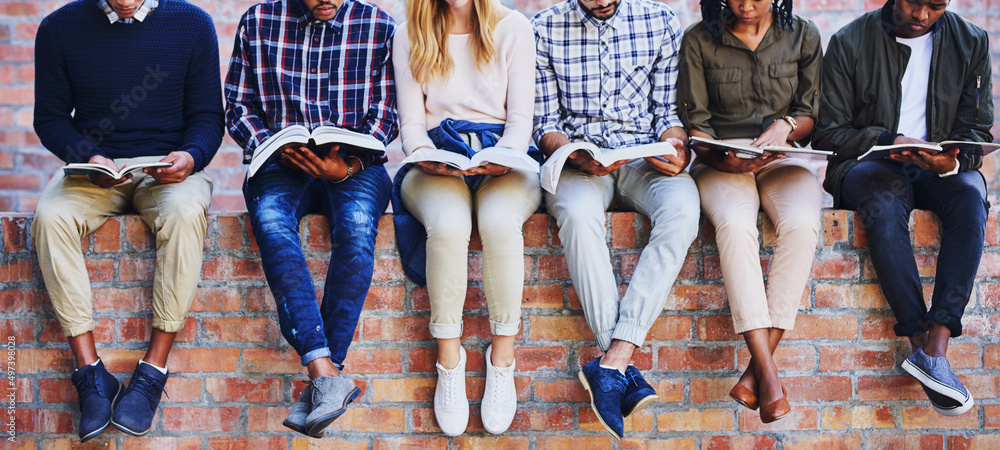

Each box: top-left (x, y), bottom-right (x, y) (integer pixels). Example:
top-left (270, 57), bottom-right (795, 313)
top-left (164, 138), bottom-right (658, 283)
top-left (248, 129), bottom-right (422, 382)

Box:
top-left (33, 0), bottom-right (224, 172)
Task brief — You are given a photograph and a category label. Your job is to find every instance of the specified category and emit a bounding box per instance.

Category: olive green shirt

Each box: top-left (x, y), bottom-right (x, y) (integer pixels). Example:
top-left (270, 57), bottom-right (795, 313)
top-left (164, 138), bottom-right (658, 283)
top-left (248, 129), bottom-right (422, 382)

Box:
top-left (678, 15), bottom-right (822, 142)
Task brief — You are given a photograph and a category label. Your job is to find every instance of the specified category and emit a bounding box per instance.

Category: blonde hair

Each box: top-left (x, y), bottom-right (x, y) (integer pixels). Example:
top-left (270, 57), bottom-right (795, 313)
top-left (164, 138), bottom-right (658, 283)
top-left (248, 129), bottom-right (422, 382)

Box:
top-left (406, 0), bottom-right (501, 85)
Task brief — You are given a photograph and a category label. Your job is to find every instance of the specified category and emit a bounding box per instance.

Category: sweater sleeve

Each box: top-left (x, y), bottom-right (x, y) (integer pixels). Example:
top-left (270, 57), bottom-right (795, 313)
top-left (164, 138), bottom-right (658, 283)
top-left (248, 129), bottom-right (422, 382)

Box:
top-left (494, 14), bottom-right (536, 152)
top-left (181, 13), bottom-right (225, 172)
top-left (32, 17), bottom-right (105, 164)
top-left (392, 22), bottom-right (436, 155)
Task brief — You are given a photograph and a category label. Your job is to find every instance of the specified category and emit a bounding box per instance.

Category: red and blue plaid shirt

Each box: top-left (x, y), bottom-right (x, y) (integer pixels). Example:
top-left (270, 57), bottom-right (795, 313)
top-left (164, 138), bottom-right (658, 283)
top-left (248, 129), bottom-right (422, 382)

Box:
top-left (224, 0), bottom-right (397, 164)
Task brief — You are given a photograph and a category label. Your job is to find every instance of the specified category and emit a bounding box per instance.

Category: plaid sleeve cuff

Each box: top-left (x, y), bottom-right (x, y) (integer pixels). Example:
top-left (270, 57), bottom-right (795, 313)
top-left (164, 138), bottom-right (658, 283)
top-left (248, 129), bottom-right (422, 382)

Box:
top-left (655, 116), bottom-right (684, 140)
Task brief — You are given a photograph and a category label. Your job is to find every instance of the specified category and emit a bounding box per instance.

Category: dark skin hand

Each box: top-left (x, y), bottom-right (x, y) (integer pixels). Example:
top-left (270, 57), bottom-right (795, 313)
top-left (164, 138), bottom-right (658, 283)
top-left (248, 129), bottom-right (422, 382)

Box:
top-left (888, 136), bottom-right (960, 173)
top-left (689, 129), bottom-right (783, 174)
top-left (537, 126), bottom-right (691, 177)
top-left (416, 158), bottom-right (511, 178)
top-left (279, 144), bottom-right (360, 180)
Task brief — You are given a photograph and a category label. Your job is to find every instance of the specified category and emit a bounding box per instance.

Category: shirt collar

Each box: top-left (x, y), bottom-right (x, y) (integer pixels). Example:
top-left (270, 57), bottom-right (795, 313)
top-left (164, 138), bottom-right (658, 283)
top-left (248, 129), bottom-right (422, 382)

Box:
top-left (573, 0), bottom-right (629, 32)
top-left (98, 0), bottom-right (157, 24)
top-left (291, 0), bottom-right (347, 33)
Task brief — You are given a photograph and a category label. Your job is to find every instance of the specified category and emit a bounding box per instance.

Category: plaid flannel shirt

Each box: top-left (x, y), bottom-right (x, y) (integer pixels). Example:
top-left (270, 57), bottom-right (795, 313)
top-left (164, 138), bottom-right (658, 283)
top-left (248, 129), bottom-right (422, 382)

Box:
top-left (531, 0), bottom-right (684, 148)
top-left (224, 0), bottom-right (397, 164)
top-left (98, 0), bottom-right (157, 23)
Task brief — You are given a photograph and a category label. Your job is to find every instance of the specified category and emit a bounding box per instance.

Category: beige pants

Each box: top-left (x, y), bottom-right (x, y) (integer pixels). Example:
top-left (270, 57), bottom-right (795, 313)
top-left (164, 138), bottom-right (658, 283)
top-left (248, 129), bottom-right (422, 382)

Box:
top-left (401, 167), bottom-right (541, 339)
top-left (690, 157), bottom-right (821, 334)
top-left (31, 156), bottom-right (213, 337)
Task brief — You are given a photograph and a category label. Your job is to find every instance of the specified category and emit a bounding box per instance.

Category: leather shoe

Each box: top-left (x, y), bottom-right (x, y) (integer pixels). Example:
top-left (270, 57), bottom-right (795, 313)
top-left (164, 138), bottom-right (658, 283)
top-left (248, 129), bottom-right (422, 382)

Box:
top-left (729, 382), bottom-right (758, 411)
top-left (759, 384), bottom-right (790, 424)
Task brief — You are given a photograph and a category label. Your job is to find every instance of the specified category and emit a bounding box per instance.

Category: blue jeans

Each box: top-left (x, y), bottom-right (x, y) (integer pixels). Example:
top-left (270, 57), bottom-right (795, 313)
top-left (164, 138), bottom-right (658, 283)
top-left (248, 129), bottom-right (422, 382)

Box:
top-left (841, 160), bottom-right (988, 337)
top-left (244, 163), bottom-right (390, 368)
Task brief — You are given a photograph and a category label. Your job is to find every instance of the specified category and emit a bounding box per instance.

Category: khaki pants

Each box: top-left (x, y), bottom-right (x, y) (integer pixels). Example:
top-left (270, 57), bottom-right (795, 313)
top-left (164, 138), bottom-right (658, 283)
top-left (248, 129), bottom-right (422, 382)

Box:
top-left (31, 156), bottom-right (212, 337)
top-left (401, 167), bottom-right (541, 339)
top-left (690, 157), bottom-right (821, 334)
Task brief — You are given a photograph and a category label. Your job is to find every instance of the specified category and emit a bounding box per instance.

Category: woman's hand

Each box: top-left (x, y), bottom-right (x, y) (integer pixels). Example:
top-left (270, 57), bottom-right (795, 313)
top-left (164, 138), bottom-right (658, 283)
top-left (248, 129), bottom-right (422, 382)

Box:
top-left (750, 119), bottom-right (793, 148)
top-left (466, 163), bottom-right (511, 177)
top-left (417, 161), bottom-right (466, 177)
top-left (715, 150), bottom-right (783, 173)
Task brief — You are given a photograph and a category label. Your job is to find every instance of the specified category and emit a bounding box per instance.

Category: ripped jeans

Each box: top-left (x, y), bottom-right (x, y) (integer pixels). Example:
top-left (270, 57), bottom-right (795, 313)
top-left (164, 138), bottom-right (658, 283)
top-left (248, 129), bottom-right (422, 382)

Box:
top-left (244, 162), bottom-right (390, 368)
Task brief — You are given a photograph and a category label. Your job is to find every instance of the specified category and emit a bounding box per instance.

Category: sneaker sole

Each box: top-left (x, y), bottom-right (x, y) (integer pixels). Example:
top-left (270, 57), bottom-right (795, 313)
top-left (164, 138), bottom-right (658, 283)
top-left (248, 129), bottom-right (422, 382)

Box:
top-left (110, 418), bottom-right (152, 437)
top-left (281, 419), bottom-right (309, 436)
top-left (305, 387), bottom-right (361, 438)
top-left (578, 370), bottom-right (622, 441)
top-left (930, 394), bottom-right (975, 416)
top-left (624, 394), bottom-right (660, 418)
top-left (80, 381), bottom-right (124, 443)
top-left (901, 358), bottom-right (971, 405)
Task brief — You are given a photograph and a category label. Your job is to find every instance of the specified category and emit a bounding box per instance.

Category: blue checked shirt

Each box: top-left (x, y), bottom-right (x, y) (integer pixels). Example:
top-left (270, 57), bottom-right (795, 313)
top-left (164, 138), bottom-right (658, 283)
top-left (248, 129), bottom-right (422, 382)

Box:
top-left (224, 0), bottom-right (397, 163)
top-left (98, 0), bottom-right (157, 23)
top-left (531, 0), bottom-right (684, 149)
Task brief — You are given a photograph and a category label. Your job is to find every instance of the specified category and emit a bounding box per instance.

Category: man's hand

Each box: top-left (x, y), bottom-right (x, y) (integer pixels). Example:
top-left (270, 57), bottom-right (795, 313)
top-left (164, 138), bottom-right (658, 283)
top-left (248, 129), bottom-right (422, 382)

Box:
top-left (280, 144), bottom-right (356, 180)
top-left (751, 120), bottom-right (793, 148)
top-left (892, 147), bottom-right (961, 173)
top-left (645, 137), bottom-right (689, 176)
top-left (466, 163), bottom-right (511, 177)
top-left (145, 151), bottom-right (195, 183)
top-left (87, 155), bottom-right (130, 188)
top-left (568, 150), bottom-right (626, 176)
top-left (417, 161), bottom-right (466, 177)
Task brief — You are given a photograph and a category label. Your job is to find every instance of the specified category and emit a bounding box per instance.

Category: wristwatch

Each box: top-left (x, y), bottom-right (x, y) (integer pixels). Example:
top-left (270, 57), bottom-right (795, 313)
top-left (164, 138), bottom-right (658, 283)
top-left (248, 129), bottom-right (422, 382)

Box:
top-left (781, 116), bottom-right (798, 132)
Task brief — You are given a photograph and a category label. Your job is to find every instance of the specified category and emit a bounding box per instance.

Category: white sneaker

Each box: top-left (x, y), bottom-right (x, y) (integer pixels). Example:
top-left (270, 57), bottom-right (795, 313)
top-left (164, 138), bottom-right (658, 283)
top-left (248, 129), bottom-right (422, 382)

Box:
top-left (482, 344), bottom-right (517, 435)
top-left (434, 346), bottom-right (469, 436)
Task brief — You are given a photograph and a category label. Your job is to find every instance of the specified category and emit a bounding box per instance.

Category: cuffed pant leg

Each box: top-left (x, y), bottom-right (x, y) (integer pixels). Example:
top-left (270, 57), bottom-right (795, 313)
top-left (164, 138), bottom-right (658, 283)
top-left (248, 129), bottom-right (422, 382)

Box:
top-left (132, 166), bottom-right (213, 333)
top-left (476, 168), bottom-right (542, 336)
top-left (614, 160), bottom-right (701, 347)
top-left (31, 167), bottom-right (131, 337)
top-left (756, 159), bottom-right (822, 332)
top-left (401, 168), bottom-right (472, 340)
top-left (690, 162), bottom-right (771, 335)
top-left (544, 168), bottom-right (616, 351)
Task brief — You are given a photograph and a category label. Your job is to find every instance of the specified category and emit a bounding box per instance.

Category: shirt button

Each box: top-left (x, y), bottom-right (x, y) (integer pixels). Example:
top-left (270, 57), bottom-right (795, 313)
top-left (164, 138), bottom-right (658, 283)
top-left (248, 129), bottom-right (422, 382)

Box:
top-left (311, 68), bottom-right (317, 73)
top-left (314, 38), bottom-right (319, 42)
top-left (371, 70), bottom-right (378, 76)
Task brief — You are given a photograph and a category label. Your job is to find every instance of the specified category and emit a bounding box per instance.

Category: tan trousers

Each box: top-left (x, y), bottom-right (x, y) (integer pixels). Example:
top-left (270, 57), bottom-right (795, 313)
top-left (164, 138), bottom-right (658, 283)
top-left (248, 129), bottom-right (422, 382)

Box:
top-left (31, 156), bottom-right (213, 337)
top-left (690, 157), bottom-right (821, 334)
top-left (401, 167), bottom-right (541, 339)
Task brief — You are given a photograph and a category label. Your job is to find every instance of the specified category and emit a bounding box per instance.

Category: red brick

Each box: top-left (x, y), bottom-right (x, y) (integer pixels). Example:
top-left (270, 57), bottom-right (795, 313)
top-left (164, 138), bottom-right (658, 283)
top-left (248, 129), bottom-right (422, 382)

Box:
top-left (162, 406), bottom-right (240, 431)
top-left (243, 348), bottom-right (304, 374)
top-left (0, 2), bottom-right (41, 15)
top-left (119, 256), bottom-right (155, 281)
top-left (860, 313), bottom-right (898, 340)
top-left (986, 404), bottom-right (1000, 429)
top-left (535, 436), bottom-right (615, 449)
top-left (822, 210), bottom-right (850, 245)
top-left (405, 347), bottom-right (437, 373)
top-left (690, 377), bottom-right (736, 404)
top-left (0, 258), bottom-right (33, 282)
top-left (166, 348), bottom-right (239, 373)
top-left (523, 214), bottom-right (550, 247)
top-left (655, 408), bottom-right (733, 432)
top-left (345, 348), bottom-right (403, 374)
top-left (121, 437), bottom-right (201, 449)
top-left (694, 315), bottom-right (735, 341)
top-left (783, 434), bottom-right (863, 450)
top-left (538, 254), bottom-right (570, 280)
top-left (858, 375), bottom-right (926, 401)
top-left (206, 437), bottom-right (288, 450)
top-left (901, 405), bottom-right (980, 429)
top-left (986, 344), bottom-right (1000, 369)
top-left (611, 212), bottom-right (637, 249)
top-left (527, 315), bottom-right (592, 341)
top-left (14, 408), bottom-right (74, 434)
top-left (19, 348), bottom-right (72, 373)
top-left (93, 287), bottom-right (152, 311)
top-left (92, 218), bottom-right (120, 253)
top-left (658, 346), bottom-right (734, 371)
top-left (38, 378), bottom-right (76, 403)
top-left (783, 376), bottom-right (852, 401)
top-left (808, 253), bottom-right (860, 279)
top-left (453, 436), bottom-right (532, 449)
top-left (190, 287), bottom-right (242, 312)
top-left (327, 407), bottom-right (405, 433)
top-left (736, 345), bottom-right (818, 372)
top-left (363, 285), bottom-right (405, 310)
top-left (514, 346), bottom-right (568, 371)
top-left (532, 379), bottom-right (589, 403)
top-left (1, 318), bottom-right (32, 342)
top-left (2, 216), bottom-right (30, 253)
top-left (304, 215), bottom-right (331, 251)
top-left (204, 317), bottom-right (280, 342)
top-left (372, 256), bottom-right (404, 280)
top-left (83, 258), bottom-right (113, 282)
top-left (521, 284), bottom-right (564, 308)
top-left (215, 215), bottom-right (244, 250)
top-left (124, 215), bottom-right (155, 251)
top-left (206, 378), bottom-right (282, 403)
top-left (373, 214), bottom-right (395, 250)
top-left (373, 437), bottom-right (450, 448)
top-left (784, 314), bottom-right (858, 340)
top-left (738, 406), bottom-right (816, 432)
top-left (867, 434), bottom-right (943, 450)
top-left (202, 256), bottom-right (265, 280)
top-left (819, 346), bottom-right (895, 371)
top-left (362, 316), bottom-right (431, 341)
top-left (961, 313), bottom-right (1000, 337)
top-left (247, 286), bottom-right (275, 311)
top-left (247, 406), bottom-right (288, 432)
top-left (702, 435), bottom-right (778, 450)
top-left (161, 377), bottom-right (202, 403)
top-left (0, 288), bottom-right (47, 312)
top-left (118, 317), bottom-right (150, 342)
top-left (821, 405), bottom-right (895, 430)
top-left (371, 377), bottom-right (435, 402)
top-left (665, 285), bottom-right (728, 310)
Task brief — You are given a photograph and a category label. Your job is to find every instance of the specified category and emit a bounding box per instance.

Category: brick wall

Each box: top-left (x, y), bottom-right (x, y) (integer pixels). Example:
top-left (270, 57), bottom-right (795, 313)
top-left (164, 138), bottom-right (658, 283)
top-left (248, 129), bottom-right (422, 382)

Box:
top-left (0, 0), bottom-right (999, 212)
top-left (2, 210), bottom-right (1000, 447)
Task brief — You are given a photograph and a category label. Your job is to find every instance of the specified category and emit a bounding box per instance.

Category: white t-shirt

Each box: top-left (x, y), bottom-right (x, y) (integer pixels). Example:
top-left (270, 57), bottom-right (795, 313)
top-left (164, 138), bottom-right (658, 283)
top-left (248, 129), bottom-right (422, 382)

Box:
top-left (896, 32), bottom-right (934, 140)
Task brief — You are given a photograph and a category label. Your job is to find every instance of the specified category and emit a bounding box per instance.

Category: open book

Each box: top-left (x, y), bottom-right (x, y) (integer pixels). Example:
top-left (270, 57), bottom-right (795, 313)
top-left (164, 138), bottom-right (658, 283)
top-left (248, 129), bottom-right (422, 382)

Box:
top-left (400, 147), bottom-right (539, 173)
top-left (63, 162), bottom-right (172, 180)
top-left (540, 141), bottom-right (678, 194)
top-left (249, 125), bottom-right (386, 178)
top-left (857, 141), bottom-right (1000, 161)
top-left (690, 136), bottom-right (835, 159)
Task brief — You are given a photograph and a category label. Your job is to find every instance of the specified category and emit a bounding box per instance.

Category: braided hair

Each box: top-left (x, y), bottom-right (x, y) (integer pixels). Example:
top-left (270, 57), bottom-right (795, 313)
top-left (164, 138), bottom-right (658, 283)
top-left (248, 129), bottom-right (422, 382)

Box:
top-left (700, 0), bottom-right (794, 43)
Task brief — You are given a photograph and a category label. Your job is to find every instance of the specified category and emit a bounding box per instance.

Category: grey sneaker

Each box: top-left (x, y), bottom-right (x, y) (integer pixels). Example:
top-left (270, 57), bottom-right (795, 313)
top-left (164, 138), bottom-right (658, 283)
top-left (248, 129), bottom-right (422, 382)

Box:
top-left (282, 382), bottom-right (313, 435)
top-left (901, 347), bottom-right (974, 416)
top-left (304, 374), bottom-right (362, 438)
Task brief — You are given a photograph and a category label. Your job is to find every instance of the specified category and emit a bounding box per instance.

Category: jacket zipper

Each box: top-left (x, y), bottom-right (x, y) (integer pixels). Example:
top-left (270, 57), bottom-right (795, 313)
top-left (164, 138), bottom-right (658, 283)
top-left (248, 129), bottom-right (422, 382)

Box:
top-left (975, 75), bottom-right (981, 122)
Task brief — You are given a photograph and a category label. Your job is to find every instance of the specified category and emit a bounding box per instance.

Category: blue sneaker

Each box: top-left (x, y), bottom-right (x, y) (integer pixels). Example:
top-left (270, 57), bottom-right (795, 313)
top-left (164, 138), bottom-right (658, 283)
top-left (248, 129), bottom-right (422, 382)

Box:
top-left (578, 357), bottom-right (627, 440)
top-left (71, 359), bottom-right (123, 442)
top-left (622, 365), bottom-right (659, 417)
top-left (111, 362), bottom-right (168, 436)
top-left (901, 347), bottom-right (974, 416)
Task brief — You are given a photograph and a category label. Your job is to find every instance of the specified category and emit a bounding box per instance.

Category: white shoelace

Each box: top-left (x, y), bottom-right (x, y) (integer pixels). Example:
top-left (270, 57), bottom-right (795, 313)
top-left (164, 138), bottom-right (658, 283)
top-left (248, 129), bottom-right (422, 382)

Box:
top-left (489, 366), bottom-right (511, 405)
top-left (441, 367), bottom-right (462, 406)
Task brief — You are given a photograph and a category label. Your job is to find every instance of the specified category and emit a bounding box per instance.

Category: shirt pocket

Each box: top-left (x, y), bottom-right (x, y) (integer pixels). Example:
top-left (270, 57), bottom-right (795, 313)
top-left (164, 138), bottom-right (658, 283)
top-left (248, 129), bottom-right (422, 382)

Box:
top-left (620, 53), bottom-right (656, 105)
top-left (767, 63), bottom-right (799, 107)
top-left (706, 68), bottom-right (746, 114)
